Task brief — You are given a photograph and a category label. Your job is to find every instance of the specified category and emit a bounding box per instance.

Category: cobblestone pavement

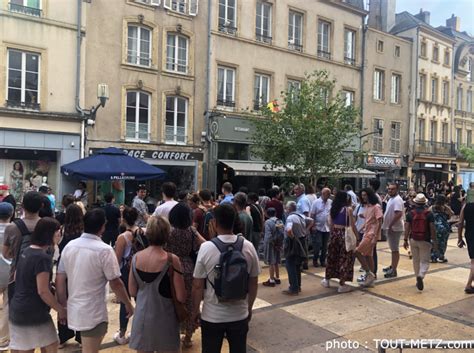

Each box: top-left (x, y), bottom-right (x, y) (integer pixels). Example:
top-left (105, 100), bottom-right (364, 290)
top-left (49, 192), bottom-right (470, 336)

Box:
top-left (60, 234), bottom-right (474, 353)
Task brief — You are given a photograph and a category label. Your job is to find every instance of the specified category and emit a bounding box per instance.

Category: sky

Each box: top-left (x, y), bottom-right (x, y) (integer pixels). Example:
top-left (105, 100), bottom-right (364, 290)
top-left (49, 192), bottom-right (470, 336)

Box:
top-left (395, 0), bottom-right (474, 35)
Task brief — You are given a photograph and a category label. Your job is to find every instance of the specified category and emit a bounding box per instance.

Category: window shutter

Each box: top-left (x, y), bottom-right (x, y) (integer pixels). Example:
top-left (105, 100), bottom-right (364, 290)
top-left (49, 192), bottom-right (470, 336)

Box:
top-left (163, 0), bottom-right (172, 9)
top-left (150, 0), bottom-right (161, 6)
top-left (189, 0), bottom-right (198, 15)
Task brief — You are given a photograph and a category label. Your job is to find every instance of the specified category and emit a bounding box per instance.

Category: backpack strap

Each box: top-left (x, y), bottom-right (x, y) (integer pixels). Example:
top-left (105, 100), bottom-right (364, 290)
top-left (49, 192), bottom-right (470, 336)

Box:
top-left (13, 219), bottom-right (30, 237)
top-left (211, 235), bottom-right (243, 253)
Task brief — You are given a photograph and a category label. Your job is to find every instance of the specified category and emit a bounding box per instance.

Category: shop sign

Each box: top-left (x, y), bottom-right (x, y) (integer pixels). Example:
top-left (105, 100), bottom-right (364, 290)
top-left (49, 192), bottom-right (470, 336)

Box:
top-left (366, 155), bottom-right (401, 168)
top-left (423, 163), bottom-right (443, 168)
top-left (91, 149), bottom-right (203, 161)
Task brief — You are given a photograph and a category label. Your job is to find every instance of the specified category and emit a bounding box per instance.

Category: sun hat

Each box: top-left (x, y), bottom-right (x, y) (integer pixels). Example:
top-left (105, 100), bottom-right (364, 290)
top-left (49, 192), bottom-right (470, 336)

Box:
top-left (413, 193), bottom-right (427, 205)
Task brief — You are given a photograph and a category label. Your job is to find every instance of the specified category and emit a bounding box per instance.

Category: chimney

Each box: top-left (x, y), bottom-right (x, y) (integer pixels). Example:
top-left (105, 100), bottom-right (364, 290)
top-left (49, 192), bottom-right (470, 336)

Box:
top-left (415, 8), bottom-right (430, 25)
top-left (368, 0), bottom-right (396, 32)
top-left (446, 14), bottom-right (461, 31)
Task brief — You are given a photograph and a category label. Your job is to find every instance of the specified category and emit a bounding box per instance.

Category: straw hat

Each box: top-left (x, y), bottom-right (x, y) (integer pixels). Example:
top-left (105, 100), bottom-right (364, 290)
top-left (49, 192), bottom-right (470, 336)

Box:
top-left (414, 193), bottom-right (427, 205)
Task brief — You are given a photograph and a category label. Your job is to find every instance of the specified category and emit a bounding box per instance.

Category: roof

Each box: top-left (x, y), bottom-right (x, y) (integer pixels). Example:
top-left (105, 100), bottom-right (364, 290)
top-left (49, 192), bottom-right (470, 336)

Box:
top-left (437, 26), bottom-right (473, 42)
top-left (390, 11), bottom-right (454, 42)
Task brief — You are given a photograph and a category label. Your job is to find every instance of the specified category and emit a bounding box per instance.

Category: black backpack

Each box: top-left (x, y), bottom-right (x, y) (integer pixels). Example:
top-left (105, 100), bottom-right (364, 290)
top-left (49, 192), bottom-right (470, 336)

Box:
top-left (122, 228), bottom-right (149, 271)
top-left (11, 219), bottom-right (33, 269)
top-left (210, 236), bottom-right (249, 302)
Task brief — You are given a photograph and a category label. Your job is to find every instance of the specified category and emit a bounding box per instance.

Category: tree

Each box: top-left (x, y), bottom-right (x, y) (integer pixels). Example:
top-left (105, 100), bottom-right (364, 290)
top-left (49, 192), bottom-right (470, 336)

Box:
top-left (251, 70), bottom-right (361, 183)
top-left (459, 146), bottom-right (474, 165)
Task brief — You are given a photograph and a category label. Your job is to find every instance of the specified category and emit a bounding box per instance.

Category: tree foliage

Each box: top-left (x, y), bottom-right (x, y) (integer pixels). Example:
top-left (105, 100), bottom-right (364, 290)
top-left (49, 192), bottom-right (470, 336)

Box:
top-left (460, 146), bottom-right (474, 165)
top-left (251, 70), bottom-right (361, 182)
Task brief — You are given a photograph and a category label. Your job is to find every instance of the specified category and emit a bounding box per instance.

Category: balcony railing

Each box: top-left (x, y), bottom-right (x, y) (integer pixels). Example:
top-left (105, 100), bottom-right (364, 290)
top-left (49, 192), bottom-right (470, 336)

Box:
top-left (9, 2), bottom-right (42, 17)
top-left (216, 98), bottom-right (236, 108)
top-left (6, 100), bottom-right (40, 110)
top-left (455, 109), bottom-right (474, 118)
top-left (218, 25), bottom-right (237, 35)
top-left (414, 140), bottom-right (456, 157)
top-left (318, 49), bottom-right (332, 59)
top-left (256, 33), bottom-right (272, 44)
top-left (288, 42), bottom-right (303, 52)
top-left (344, 56), bottom-right (356, 65)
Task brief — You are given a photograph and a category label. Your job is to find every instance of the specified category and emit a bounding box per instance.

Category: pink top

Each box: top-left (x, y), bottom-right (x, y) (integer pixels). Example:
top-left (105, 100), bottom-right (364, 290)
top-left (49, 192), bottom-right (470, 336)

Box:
top-left (362, 204), bottom-right (383, 240)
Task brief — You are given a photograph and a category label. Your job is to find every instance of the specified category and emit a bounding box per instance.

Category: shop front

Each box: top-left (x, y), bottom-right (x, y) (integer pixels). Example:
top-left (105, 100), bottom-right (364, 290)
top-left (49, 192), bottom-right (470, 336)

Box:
top-left (411, 161), bottom-right (454, 189)
top-left (0, 129), bottom-right (81, 208)
top-left (90, 147), bottom-right (202, 206)
top-left (365, 154), bottom-right (408, 190)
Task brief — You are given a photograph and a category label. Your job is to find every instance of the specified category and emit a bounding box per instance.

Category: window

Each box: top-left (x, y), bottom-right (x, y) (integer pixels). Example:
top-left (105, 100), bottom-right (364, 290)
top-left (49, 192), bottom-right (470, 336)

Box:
top-left (9, 0), bottom-right (41, 17)
top-left (418, 74), bottom-right (426, 100)
top-left (467, 90), bottom-right (473, 113)
top-left (444, 50), bottom-right (450, 65)
top-left (418, 119), bottom-right (425, 140)
top-left (432, 46), bottom-right (439, 62)
top-left (318, 20), bottom-right (331, 59)
top-left (219, 0), bottom-right (237, 34)
top-left (394, 45), bottom-right (400, 57)
top-left (288, 11), bottom-right (303, 51)
top-left (441, 123), bottom-right (448, 143)
top-left (344, 29), bottom-right (356, 65)
top-left (467, 130), bottom-right (472, 147)
top-left (320, 88), bottom-right (330, 106)
top-left (7, 49), bottom-right (40, 108)
top-left (256, 1), bottom-right (272, 43)
top-left (342, 90), bottom-right (354, 107)
top-left (127, 25), bottom-right (151, 67)
top-left (254, 73), bottom-right (270, 110)
top-left (456, 128), bottom-right (462, 148)
top-left (126, 91), bottom-right (150, 141)
top-left (165, 96), bottom-right (188, 144)
top-left (163, 0), bottom-right (199, 15)
top-left (217, 66), bottom-right (235, 107)
top-left (377, 40), bottom-right (384, 52)
top-left (218, 142), bottom-right (249, 160)
top-left (390, 122), bottom-right (401, 153)
top-left (373, 69), bottom-right (384, 101)
top-left (287, 79), bottom-right (301, 101)
top-left (166, 34), bottom-right (188, 73)
top-left (420, 41), bottom-right (427, 57)
top-left (372, 118), bottom-right (383, 151)
top-left (430, 120), bottom-right (437, 142)
top-left (431, 77), bottom-right (438, 103)
top-left (457, 87), bottom-right (463, 110)
top-left (468, 58), bottom-right (473, 82)
top-left (442, 81), bottom-right (449, 105)
top-left (171, 0), bottom-right (186, 13)
top-left (391, 74), bottom-right (401, 104)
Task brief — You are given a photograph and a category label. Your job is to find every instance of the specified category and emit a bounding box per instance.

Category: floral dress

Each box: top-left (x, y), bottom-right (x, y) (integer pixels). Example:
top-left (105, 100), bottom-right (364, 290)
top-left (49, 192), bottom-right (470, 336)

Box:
top-left (10, 170), bottom-right (23, 203)
top-left (164, 227), bottom-right (198, 336)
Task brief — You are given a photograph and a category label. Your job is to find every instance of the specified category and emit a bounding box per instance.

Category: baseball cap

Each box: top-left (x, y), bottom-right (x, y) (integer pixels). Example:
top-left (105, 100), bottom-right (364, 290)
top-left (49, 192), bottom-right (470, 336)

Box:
top-left (0, 184), bottom-right (8, 191)
top-left (0, 202), bottom-right (14, 217)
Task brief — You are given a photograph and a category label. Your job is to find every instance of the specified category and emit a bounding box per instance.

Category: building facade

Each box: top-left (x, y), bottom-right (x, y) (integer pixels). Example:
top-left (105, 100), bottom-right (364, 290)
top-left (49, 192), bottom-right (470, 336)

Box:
top-left (439, 15), bottom-right (474, 188)
top-left (84, 0), bottom-right (206, 201)
top-left (205, 0), bottom-right (367, 192)
top-left (363, 4), bottom-right (412, 188)
top-left (391, 9), bottom-right (456, 188)
top-left (0, 0), bottom-right (83, 210)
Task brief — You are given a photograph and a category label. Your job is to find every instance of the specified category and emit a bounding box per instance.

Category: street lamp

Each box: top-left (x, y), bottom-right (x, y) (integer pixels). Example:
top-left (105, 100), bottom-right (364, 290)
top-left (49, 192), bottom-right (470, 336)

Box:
top-left (360, 127), bottom-right (383, 139)
top-left (85, 83), bottom-right (109, 124)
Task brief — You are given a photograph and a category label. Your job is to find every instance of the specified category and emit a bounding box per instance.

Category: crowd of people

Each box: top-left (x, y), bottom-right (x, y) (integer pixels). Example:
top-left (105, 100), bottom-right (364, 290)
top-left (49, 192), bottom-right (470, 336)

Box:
top-left (0, 177), bottom-right (472, 353)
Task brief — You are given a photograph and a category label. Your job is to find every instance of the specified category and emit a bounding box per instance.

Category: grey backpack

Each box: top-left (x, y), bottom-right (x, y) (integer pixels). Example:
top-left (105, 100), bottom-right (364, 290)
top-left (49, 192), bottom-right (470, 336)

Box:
top-left (210, 236), bottom-right (249, 302)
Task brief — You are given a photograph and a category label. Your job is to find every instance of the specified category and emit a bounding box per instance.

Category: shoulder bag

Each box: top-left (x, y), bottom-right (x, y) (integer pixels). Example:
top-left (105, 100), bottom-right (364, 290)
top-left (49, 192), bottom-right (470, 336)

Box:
top-left (344, 207), bottom-right (357, 252)
top-left (167, 253), bottom-right (188, 323)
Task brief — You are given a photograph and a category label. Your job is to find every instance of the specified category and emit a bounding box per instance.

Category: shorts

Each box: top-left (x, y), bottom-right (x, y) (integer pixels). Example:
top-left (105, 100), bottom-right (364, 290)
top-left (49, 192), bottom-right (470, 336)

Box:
top-left (386, 230), bottom-right (404, 252)
top-left (80, 322), bottom-right (108, 338)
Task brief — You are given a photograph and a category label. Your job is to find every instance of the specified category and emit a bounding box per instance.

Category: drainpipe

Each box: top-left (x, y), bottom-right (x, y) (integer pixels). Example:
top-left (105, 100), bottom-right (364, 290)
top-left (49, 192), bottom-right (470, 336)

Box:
top-left (410, 27), bottom-right (420, 187)
top-left (359, 20), bottom-right (367, 191)
top-left (204, 0), bottom-right (212, 190)
top-left (75, 0), bottom-right (85, 158)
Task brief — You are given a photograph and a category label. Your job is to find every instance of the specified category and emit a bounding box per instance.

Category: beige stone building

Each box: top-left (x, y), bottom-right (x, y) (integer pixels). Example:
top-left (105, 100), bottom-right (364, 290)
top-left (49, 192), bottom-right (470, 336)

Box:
top-left (363, 0), bottom-right (412, 187)
top-left (391, 9), bottom-right (456, 188)
top-left (0, 0), bottom-right (83, 206)
top-left (84, 0), bottom-right (206, 200)
top-left (438, 15), bottom-right (474, 187)
top-left (205, 0), bottom-right (368, 191)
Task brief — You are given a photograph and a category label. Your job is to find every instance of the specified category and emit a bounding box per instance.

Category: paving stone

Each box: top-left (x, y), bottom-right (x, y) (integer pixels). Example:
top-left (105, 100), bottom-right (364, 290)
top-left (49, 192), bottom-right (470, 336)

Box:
top-left (345, 312), bottom-right (474, 353)
top-left (433, 296), bottom-right (474, 324)
top-left (248, 308), bottom-right (337, 353)
top-left (430, 267), bottom-right (472, 285)
top-left (282, 291), bottom-right (419, 336)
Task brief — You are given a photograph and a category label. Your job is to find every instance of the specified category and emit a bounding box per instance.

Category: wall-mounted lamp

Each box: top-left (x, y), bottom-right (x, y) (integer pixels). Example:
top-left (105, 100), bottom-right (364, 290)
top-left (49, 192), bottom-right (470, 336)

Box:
top-left (83, 83), bottom-right (109, 124)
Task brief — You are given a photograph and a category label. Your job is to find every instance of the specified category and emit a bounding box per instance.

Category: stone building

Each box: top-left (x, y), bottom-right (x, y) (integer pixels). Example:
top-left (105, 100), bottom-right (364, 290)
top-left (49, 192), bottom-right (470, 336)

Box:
top-left (0, 0), bottom-right (83, 208)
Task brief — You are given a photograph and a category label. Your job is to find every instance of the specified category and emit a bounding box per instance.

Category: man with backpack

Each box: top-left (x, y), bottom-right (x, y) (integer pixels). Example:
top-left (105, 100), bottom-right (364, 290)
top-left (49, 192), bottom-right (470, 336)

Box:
top-left (192, 203), bottom-right (260, 353)
top-left (403, 193), bottom-right (437, 291)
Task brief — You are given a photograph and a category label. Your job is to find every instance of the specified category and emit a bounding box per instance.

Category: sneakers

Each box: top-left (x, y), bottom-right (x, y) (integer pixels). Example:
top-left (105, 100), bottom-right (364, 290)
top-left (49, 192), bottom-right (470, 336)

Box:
top-left (337, 285), bottom-right (352, 293)
top-left (357, 273), bottom-right (367, 282)
top-left (320, 279), bottom-right (330, 288)
top-left (302, 263), bottom-right (309, 270)
top-left (282, 289), bottom-right (298, 296)
top-left (113, 332), bottom-right (130, 345)
top-left (275, 278), bottom-right (281, 285)
top-left (382, 265), bottom-right (392, 273)
top-left (437, 257), bottom-right (448, 263)
top-left (262, 279), bottom-right (276, 287)
top-left (464, 287), bottom-right (474, 294)
top-left (361, 272), bottom-right (376, 287)
top-left (0, 343), bottom-right (9, 351)
top-left (416, 276), bottom-right (424, 291)
top-left (384, 268), bottom-right (397, 278)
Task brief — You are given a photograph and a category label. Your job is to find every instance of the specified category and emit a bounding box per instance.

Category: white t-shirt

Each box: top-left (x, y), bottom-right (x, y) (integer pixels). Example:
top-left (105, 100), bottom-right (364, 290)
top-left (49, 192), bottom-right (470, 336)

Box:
top-left (57, 233), bottom-right (121, 331)
top-left (193, 234), bottom-right (261, 323)
top-left (153, 200), bottom-right (178, 219)
top-left (382, 195), bottom-right (405, 232)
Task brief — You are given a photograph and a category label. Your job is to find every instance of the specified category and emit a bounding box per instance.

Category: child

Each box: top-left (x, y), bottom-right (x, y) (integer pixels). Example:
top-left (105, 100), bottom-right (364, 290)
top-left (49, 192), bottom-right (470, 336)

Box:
top-left (0, 202), bottom-right (13, 350)
top-left (262, 208), bottom-right (284, 287)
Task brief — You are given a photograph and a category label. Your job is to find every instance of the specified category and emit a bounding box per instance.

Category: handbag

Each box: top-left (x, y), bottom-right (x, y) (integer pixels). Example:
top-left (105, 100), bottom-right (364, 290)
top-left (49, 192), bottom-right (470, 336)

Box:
top-left (167, 253), bottom-right (188, 323)
top-left (344, 207), bottom-right (357, 252)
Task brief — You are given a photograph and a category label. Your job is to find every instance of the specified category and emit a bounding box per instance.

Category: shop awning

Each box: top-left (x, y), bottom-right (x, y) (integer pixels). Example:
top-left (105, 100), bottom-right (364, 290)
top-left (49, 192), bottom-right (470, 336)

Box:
top-left (219, 160), bottom-right (286, 177)
top-left (338, 168), bottom-right (377, 178)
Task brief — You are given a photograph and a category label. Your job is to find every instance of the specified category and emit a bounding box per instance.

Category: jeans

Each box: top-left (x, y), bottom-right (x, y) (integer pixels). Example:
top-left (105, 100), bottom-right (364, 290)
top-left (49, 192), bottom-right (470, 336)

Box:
top-left (285, 254), bottom-right (302, 292)
top-left (119, 266), bottom-right (130, 331)
top-left (201, 318), bottom-right (249, 353)
top-left (311, 231), bottom-right (330, 265)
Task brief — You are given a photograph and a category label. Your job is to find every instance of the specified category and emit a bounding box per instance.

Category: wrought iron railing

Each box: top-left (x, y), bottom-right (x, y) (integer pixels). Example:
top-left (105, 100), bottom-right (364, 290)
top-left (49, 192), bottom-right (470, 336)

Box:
top-left (256, 33), bottom-right (272, 44)
top-left (9, 2), bottom-right (41, 17)
top-left (414, 140), bottom-right (456, 157)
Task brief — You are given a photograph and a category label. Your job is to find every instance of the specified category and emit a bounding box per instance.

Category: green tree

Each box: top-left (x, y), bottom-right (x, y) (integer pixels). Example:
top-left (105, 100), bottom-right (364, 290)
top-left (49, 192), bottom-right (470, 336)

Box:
top-left (459, 146), bottom-right (474, 165)
top-left (251, 70), bottom-right (361, 183)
